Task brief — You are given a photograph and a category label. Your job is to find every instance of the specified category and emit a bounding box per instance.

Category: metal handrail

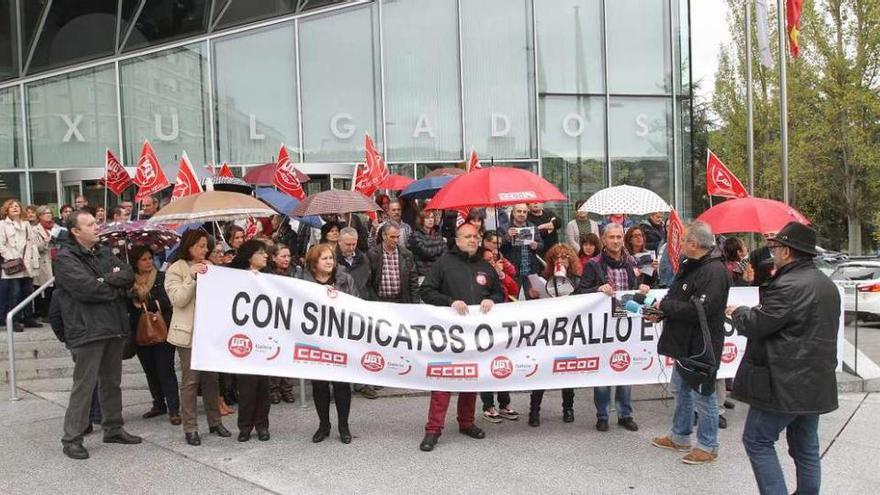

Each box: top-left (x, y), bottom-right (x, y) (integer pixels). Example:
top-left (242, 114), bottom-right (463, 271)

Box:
top-left (6, 277), bottom-right (54, 401)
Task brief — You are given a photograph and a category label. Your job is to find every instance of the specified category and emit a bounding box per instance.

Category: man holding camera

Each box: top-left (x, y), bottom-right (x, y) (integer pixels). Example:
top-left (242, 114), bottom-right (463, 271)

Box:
top-left (650, 221), bottom-right (730, 465)
top-left (726, 222), bottom-right (839, 495)
top-left (502, 204), bottom-right (543, 299)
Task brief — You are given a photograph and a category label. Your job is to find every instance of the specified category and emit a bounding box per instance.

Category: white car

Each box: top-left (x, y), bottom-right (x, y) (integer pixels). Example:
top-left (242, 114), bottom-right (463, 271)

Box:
top-left (829, 261), bottom-right (880, 319)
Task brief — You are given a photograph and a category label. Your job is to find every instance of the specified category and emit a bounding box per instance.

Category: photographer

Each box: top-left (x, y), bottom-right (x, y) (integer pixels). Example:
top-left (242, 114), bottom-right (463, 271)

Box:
top-left (726, 222), bottom-right (840, 495)
top-left (501, 204), bottom-right (543, 299)
top-left (650, 221), bottom-right (730, 465)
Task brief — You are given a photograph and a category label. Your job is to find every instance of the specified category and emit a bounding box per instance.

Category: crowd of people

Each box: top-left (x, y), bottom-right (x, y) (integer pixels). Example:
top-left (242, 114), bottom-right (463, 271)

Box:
top-left (10, 189), bottom-right (839, 494)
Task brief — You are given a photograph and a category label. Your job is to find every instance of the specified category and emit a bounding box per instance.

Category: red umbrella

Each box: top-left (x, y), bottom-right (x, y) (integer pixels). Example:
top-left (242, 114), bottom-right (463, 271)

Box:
top-left (378, 174), bottom-right (414, 191)
top-left (426, 167), bottom-right (566, 209)
top-left (696, 198), bottom-right (810, 235)
top-left (243, 162), bottom-right (310, 185)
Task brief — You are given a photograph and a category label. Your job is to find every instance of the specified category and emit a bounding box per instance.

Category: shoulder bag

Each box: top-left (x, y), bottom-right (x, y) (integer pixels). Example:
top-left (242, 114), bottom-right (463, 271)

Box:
top-left (135, 300), bottom-right (168, 346)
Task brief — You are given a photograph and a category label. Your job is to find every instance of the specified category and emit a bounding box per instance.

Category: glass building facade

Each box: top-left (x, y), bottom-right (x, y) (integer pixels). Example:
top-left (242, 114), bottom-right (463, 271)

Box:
top-left (0, 0), bottom-right (693, 219)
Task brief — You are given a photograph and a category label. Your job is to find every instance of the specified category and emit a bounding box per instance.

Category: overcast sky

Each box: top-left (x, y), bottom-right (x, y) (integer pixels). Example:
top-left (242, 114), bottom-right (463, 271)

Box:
top-left (691, 0), bottom-right (733, 101)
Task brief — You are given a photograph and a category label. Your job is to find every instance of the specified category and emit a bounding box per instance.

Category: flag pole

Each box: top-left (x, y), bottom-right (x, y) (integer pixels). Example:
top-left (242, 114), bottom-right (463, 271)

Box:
top-left (103, 149), bottom-right (109, 221)
top-left (745, 1), bottom-right (755, 197)
top-left (776, 0), bottom-right (790, 204)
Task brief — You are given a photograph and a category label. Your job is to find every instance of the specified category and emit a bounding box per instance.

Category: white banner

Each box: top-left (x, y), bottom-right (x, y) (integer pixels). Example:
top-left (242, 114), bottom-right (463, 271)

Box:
top-left (191, 266), bottom-right (837, 392)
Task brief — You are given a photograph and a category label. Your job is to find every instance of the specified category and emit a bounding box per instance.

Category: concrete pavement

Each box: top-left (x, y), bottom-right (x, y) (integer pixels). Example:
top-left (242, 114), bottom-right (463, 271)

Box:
top-left (1, 381), bottom-right (877, 494)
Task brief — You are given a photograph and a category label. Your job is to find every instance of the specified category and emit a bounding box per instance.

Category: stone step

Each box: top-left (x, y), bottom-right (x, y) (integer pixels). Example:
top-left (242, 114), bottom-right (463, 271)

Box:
top-left (0, 338), bottom-right (72, 361)
top-left (2, 356), bottom-right (147, 382)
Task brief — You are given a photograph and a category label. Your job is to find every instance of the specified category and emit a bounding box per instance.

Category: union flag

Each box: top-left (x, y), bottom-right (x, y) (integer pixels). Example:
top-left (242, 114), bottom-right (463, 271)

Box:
top-left (274, 144), bottom-right (306, 200)
top-left (133, 140), bottom-right (171, 202)
top-left (103, 149), bottom-right (132, 197)
top-left (171, 152), bottom-right (203, 201)
top-left (706, 150), bottom-right (749, 199)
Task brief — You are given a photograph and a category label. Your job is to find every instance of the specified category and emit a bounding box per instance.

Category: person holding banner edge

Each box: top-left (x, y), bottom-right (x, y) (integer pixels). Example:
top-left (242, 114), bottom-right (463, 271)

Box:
top-left (649, 221), bottom-right (730, 465)
top-left (419, 223), bottom-right (504, 452)
top-left (574, 223), bottom-right (645, 433)
top-left (300, 243), bottom-right (359, 444)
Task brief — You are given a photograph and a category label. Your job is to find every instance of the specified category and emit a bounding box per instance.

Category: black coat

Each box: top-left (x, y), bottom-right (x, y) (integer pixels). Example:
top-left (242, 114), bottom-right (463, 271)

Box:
top-left (731, 258), bottom-right (840, 415)
top-left (367, 244), bottom-right (419, 303)
top-left (336, 247), bottom-right (372, 300)
top-left (53, 241), bottom-right (134, 349)
top-left (421, 248), bottom-right (504, 306)
top-left (409, 227), bottom-right (447, 276)
top-left (127, 271), bottom-right (173, 339)
top-left (527, 210), bottom-right (562, 257)
top-left (657, 253), bottom-right (731, 369)
top-left (640, 220), bottom-right (666, 252)
top-left (574, 251), bottom-right (639, 293)
top-left (500, 221), bottom-right (544, 281)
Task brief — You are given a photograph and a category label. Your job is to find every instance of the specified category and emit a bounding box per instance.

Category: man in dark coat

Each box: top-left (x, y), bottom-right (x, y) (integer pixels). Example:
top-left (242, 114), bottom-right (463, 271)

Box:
top-left (640, 212), bottom-right (667, 252)
top-left (501, 203), bottom-right (543, 298)
top-left (418, 223), bottom-right (504, 452)
top-left (726, 222), bottom-right (840, 495)
top-left (56, 211), bottom-right (142, 460)
top-left (650, 221), bottom-right (731, 465)
top-left (336, 227), bottom-right (372, 299)
top-left (367, 222), bottom-right (419, 303)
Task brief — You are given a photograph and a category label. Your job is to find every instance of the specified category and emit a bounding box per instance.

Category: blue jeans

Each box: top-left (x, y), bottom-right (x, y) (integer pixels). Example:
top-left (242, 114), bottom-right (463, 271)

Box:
top-left (742, 407), bottom-right (821, 495)
top-left (0, 277), bottom-right (33, 324)
top-left (594, 385), bottom-right (632, 421)
top-left (670, 368), bottom-right (719, 452)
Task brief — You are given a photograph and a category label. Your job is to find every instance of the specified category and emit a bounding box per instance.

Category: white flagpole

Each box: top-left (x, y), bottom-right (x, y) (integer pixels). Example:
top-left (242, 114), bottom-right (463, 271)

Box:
top-left (776, 0), bottom-right (790, 204)
top-left (746, 2), bottom-right (755, 197)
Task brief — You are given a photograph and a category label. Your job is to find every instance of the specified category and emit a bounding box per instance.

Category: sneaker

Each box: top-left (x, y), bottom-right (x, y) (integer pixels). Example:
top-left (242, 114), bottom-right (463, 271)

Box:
top-left (723, 400), bottom-right (735, 410)
top-left (359, 386), bottom-right (379, 400)
top-left (718, 414), bottom-right (728, 429)
top-left (482, 408), bottom-right (502, 423)
top-left (651, 436), bottom-right (691, 452)
top-left (618, 417), bottom-right (639, 431)
top-left (498, 407), bottom-right (520, 421)
top-left (681, 447), bottom-right (718, 465)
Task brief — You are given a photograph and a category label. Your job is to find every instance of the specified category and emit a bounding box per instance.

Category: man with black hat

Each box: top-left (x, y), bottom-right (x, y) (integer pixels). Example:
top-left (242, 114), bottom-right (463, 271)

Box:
top-left (726, 221), bottom-right (840, 495)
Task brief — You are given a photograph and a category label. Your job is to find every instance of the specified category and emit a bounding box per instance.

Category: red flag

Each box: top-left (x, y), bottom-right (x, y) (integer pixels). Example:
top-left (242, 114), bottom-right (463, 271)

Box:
top-left (133, 140), bottom-right (171, 202)
top-left (171, 153), bottom-right (203, 201)
top-left (274, 144), bottom-right (306, 200)
top-left (364, 134), bottom-right (389, 188)
top-left (104, 149), bottom-right (132, 197)
top-left (218, 163), bottom-right (235, 178)
top-left (666, 209), bottom-right (685, 274)
top-left (456, 150), bottom-right (482, 225)
top-left (787, 0), bottom-right (803, 58)
top-left (353, 162), bottom-right (376, 197)
top-left (706, 150), bottom-right (749, 199)
top-left (245, 217), bottom-right (259, 240)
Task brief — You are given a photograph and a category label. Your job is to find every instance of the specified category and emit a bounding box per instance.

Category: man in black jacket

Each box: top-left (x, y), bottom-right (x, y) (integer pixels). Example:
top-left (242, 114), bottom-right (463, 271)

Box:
top-left (650, 221), bottom-right (730, 465)
top-left (418, 223), bottom-right (504, 452)
top-left (57, 211), bottom-right (142, 460)
top-left (336, 227), bottom-right (371, 299)
top-left (726, 222), bottom-right (839, 495)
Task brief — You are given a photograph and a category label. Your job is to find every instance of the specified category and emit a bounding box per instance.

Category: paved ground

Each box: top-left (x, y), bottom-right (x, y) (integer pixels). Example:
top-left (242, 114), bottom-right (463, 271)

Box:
top-left (1, 380), bottom-right (877, 494)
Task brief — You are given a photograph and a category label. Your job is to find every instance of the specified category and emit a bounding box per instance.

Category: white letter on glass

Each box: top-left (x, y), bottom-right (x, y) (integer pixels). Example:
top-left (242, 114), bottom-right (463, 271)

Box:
top-left (635, 114), bottom-right (650, 137)
top-left (154, 114), bottom-right (179, 141)
top-left (249, 114), bottom-right (266, 140)
top-left (60, 114), bottom-right (85, 143)
top-left (562, 113), bottom-right (585, 138)
top-left (330, 113), bottom-right (356, 139)
top-left (413, 115), bottom-right (436, 138)
top-left (491, 113), bottom-right (511, 137)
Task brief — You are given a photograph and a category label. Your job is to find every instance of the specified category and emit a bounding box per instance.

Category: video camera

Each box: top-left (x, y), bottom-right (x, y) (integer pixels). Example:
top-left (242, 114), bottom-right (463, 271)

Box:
top-left (615, 293), bottom-right (664, 318)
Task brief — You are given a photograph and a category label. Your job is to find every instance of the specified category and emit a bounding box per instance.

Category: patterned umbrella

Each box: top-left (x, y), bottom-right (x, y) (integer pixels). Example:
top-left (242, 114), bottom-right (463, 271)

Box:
top-left (147, 190), bottom-right (276, 224)
top-left (579, 185), bottom-right (671, 216)
top-left (98, 221), bottom-right (180, 257)
top-left (208, 175), bottom-right (253, 194)
top-left (290, 190), bottom-right (381, 217)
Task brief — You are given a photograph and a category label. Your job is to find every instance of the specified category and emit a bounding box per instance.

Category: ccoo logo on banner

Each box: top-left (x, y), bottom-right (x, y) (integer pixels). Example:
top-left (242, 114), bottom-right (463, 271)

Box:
top-left (190, 266), bottom-right (843, 392)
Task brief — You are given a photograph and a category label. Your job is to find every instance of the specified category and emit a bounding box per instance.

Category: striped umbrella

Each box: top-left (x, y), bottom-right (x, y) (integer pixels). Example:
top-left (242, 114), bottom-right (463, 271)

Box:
top-left (290, 190), bottom-right (381, 217)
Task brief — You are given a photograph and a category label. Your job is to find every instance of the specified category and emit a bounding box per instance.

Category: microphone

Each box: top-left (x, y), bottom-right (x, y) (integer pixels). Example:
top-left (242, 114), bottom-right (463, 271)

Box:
top-left (620, 293), bottom-right (660, 316)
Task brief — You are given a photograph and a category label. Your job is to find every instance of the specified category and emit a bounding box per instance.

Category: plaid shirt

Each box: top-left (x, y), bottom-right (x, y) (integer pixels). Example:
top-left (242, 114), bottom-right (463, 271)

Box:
top-left (605, 264), bottom-right (630, 291)
top-left (378, 246), bottom-right (401, 298)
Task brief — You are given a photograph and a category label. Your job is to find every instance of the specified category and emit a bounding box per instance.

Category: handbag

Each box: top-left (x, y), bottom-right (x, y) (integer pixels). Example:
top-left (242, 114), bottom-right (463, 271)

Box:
top-left (135, 300), bottom-right (168, 346)
top-left (2, 224), bottom-right (28, 276)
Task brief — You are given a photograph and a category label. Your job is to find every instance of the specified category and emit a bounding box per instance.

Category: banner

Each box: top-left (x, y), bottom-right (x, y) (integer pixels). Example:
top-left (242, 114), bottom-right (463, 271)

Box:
top-left (104, 149), bottom-right (132, 196)
top-left (191, 267), bottom-right (847, 392)
top-left (787, 0), bottom-right (803, 58)
top-left (171, 152), bottom-right (203, 201)
top-left (706, 149), bottom-right (749, 199)
top-left (755, 0), bottom-right (773, 68)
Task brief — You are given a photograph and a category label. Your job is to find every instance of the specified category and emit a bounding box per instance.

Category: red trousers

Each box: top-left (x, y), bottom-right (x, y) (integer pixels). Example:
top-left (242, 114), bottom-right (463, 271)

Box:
top-left (424, 391), bottom-right (476, 435)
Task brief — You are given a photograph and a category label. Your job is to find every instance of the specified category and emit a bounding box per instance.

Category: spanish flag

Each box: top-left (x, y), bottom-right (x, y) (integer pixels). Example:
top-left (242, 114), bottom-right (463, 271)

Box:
top-left (787, 0), bottom-right (804, 58)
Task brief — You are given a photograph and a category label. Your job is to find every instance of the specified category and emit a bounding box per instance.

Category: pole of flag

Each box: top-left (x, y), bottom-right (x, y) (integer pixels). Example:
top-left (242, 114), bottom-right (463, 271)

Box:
top-left (776, 0), bottom-right (790, 204)
top-left (745, 2), bottom-right (755, 197)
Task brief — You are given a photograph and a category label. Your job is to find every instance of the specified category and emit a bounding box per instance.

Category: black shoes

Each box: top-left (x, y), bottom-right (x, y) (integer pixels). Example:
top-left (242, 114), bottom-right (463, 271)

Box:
top-left (185, 432), bottom-right (201, 446)
top-left (238, 431), bottom-right (251, 442)
top-left (63, 443), bottom-right (89, 460)
top-left (142, 406), bottom-right (167, 419)
top-left (562, 408), bottom-right (575, 423)
top-left (209, 424), bottom-right (231, 437)
top-left (419, 434), bottom-right (439, 452)
top-left (270, 394), bottom-right (281, 405)
top-left (339, 426), bottom-right (352, 444)
top-left (528, 411), bottom-right (540, 427)
top-left (596, 419), bottom-right (610, 432)
top-left (618, 417), bottom-right (639, 431)
top-left (718, 415), bottom-right (728, 429)
top-left (83, 423), bottom-right (94, 435)
top-left (459, 425), bottom-right (485, 439)
top-left (103, 429), bottom-right (142, 444)
top-left (22, 319), bottom-right (42, 328)
top-left (312, 426), bottom-right (331, 443)
top-left (257, 429), bottom-right (270, 442)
